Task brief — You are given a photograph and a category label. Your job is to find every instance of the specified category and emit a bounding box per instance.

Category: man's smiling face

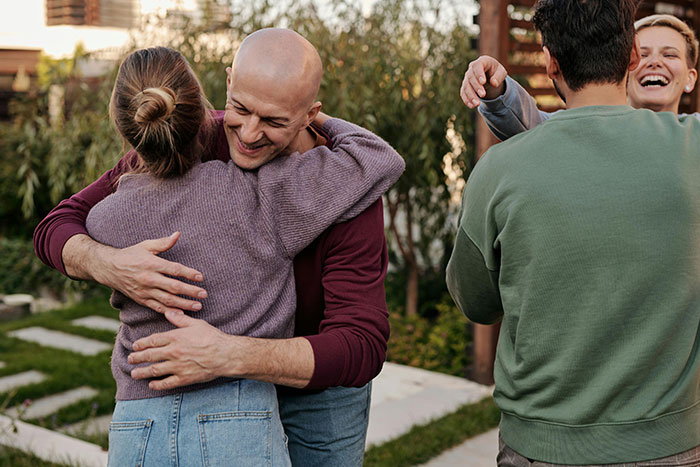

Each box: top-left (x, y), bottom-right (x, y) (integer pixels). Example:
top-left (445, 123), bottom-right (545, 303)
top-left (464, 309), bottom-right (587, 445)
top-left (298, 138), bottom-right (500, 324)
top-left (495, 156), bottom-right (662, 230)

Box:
top-left (224, 68), bottom-right (309, 170)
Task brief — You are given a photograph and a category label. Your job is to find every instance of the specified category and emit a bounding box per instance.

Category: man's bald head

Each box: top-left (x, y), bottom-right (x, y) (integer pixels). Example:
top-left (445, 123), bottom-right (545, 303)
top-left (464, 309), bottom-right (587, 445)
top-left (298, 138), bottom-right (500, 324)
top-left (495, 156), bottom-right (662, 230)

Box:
top-left (223, 28), bottom-right (324, 170)
top-left (231, 28), bottom-right (323, 110)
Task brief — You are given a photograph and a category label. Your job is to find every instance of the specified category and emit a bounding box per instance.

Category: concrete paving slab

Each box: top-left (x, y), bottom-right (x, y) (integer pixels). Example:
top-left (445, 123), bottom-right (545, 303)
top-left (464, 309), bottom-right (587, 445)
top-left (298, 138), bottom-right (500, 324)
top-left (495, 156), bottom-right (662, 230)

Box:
top-left (7, 386), bottom-right (99, 420)
top-left (8, 327), bottom-right (111, 356)
top-left (3, 294), bottom-right (33, 306)
top-left (0, 414), bottom-right (107, 467)
top-left (71, 316), bottom-right (121, 333)
top-left (62, 414), bottom-right (113, 437)
top-left (366, 362), bottom-right (493, 447)
top-left (421, 428), bottom-right (498, 466)
top-left (0, 370), bottom-right (46, 394)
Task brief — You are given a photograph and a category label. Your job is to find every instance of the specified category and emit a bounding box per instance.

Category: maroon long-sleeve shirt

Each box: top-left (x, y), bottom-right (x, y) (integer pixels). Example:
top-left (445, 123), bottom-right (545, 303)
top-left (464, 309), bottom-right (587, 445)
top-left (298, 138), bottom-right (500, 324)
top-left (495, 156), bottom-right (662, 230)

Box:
top-left (33, 111), bottom-right (390, 390)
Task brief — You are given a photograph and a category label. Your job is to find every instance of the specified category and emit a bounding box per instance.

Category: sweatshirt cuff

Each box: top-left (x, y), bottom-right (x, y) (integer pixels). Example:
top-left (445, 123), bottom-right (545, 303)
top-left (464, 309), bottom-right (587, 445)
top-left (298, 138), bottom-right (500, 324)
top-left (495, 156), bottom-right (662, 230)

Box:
top-left (478, 76), bottom-right (518, 115)
top-left (49, 225), bottom-right (89, 277)
top-left (303, 333), bottom-right (347, 390)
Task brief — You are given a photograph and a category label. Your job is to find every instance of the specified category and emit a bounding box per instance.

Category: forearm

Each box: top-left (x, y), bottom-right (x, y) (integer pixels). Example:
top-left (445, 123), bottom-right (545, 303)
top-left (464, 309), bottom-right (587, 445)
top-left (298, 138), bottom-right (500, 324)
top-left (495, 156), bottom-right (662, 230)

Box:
top-left (305, 325), bottom-right (387, 389)
top-left (130, 322), bottom-right (316, 390)
top-left (228, 336), bottom-right (315, 388)
top-left (263, 118), bottom-right (405, 257)
top-left (62, 233), bottom-right (117, 281)
top-left (478, 76), bottom-right (551, 141)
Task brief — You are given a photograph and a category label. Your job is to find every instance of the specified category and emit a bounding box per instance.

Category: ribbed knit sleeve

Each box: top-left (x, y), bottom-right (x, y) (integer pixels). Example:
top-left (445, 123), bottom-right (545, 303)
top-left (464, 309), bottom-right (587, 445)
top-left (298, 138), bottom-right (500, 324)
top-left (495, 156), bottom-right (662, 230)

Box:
top-left (257, 118), bottom-right (405, 258)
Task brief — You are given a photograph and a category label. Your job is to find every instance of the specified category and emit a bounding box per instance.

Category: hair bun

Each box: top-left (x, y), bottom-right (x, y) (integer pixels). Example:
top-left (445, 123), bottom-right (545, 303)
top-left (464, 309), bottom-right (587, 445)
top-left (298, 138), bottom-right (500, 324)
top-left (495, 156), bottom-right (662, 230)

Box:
top-left (133, 87), bottom-right (177, 124)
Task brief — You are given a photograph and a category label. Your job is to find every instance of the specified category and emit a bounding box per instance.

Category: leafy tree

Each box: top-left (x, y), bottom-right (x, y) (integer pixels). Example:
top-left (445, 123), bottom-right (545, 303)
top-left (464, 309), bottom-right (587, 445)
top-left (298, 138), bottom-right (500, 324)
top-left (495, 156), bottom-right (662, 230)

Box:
top-left (3, 0), bottom-right (477, 317)
top-left (0, 46), bottom-right (121, 237)
top-left (287, 0), bottom-right (476, 314)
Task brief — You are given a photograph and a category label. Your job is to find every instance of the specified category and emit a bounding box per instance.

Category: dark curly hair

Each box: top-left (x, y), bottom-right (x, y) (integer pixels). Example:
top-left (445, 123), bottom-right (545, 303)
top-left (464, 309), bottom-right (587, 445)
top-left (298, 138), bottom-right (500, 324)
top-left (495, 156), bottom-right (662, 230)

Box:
top-left (533, 0), bottom-right (639, 91)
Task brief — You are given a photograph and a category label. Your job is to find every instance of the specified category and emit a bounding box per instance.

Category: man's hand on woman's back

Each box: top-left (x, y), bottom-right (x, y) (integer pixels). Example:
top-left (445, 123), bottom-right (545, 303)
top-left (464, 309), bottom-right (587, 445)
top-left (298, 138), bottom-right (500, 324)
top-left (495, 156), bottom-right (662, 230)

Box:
top-left (63, 232), bottom-right (208, 314)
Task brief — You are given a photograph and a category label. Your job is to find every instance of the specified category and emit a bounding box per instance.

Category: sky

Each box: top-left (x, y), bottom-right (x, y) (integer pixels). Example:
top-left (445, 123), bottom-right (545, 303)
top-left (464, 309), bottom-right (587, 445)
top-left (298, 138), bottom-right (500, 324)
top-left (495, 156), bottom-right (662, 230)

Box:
top-left (1, 0), bottom-right (380, 58)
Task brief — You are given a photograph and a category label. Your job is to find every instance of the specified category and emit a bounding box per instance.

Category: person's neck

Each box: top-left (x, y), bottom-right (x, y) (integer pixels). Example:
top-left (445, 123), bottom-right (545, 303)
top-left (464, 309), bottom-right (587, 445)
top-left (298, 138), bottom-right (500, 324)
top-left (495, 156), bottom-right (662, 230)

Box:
top-left (630, 100), bottom-right (680, 114)
top-left (295, 126), bottom-right (318, 153)
top-left (564, 82), bottom-right (629, 110)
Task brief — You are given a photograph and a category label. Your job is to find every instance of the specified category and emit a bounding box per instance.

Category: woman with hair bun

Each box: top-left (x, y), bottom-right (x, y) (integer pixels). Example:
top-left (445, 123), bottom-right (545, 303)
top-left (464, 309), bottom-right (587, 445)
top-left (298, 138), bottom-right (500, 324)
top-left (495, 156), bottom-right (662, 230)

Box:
top-left (108, 47), bottom-right (213, 178)
top-left (86, 46), bottom-right (404, 467)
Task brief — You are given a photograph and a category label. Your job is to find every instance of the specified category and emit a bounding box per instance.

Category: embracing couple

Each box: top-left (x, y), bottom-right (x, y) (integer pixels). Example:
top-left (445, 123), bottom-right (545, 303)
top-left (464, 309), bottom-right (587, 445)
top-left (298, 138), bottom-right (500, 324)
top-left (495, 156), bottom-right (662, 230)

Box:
top-left (34, 28), bottom-right (404, 466)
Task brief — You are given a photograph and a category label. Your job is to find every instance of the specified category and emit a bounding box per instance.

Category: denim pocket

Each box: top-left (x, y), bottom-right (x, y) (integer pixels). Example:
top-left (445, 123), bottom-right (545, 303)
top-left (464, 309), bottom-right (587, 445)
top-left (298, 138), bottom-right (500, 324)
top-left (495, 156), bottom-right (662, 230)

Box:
top-left (108, 419), bottom-right (152, 467)
top-left (198, 411), bottom-right (272, 467)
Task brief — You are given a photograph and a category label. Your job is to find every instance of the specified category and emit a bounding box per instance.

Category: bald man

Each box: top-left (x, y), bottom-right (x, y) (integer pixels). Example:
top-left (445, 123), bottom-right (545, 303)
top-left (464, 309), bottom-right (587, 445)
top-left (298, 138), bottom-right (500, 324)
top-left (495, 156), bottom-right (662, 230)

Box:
top-left (224, 28), bottom-right (324, 170)
top-left (34, 29), bottom-right (391, 466)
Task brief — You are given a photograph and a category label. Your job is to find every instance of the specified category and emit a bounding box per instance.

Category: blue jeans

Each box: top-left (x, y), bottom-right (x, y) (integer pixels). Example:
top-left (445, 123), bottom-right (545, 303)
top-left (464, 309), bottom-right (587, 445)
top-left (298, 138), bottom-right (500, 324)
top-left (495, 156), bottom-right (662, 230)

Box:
top-left (277, 383), bottom-right (372, 467)
top-left (108, 380), bottom-right (291, 467)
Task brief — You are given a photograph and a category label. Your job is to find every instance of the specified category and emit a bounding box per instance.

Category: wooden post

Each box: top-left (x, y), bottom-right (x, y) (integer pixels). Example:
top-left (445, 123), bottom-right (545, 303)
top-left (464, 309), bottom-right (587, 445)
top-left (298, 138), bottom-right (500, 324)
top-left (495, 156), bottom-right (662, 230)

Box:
top-left (475, 0), bottom-right (507, 159)
top-left (695, 1), bottom-right (700, 114)
top-left (469, 0), bottom-right (510, 385)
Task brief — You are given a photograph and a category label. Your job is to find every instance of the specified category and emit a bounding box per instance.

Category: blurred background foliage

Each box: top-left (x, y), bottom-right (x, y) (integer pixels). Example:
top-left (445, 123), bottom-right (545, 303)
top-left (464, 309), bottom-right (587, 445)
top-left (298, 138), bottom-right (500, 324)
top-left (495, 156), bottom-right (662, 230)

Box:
top-left (1, 0), bottom-right (478, 374)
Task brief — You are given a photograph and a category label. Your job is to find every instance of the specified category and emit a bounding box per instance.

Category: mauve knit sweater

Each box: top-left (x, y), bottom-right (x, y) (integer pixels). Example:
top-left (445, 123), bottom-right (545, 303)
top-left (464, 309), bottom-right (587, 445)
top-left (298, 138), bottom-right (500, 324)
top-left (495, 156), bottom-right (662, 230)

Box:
top-left (85, 118), bottom-right (404, 401)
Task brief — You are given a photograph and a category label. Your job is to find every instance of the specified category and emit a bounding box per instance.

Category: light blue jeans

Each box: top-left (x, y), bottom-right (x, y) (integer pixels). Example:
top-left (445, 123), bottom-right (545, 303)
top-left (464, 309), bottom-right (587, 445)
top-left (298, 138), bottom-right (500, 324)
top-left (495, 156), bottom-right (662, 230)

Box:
top-left (108, 380), bottom-right (291, 467)
top-left (277, 383), bottom-right (372, 467)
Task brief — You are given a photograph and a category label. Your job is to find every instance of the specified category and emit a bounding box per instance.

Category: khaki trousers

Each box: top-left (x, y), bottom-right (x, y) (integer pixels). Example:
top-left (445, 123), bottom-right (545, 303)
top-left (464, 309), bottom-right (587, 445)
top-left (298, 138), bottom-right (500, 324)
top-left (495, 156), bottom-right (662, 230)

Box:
top-left (498, 433), bottom-right (700, 467)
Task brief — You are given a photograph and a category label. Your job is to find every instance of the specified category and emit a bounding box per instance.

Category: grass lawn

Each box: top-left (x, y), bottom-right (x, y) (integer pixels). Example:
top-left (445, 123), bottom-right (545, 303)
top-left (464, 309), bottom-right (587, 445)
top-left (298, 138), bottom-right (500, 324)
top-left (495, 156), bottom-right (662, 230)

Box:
top-left (0, 295), bottom-right (116, 443)
top-left (364, 397), bottom-right (500, 466)
top-left (0, 446), bottom-right (67, 466)
top-left (0, 297), bottom-right (499, 466)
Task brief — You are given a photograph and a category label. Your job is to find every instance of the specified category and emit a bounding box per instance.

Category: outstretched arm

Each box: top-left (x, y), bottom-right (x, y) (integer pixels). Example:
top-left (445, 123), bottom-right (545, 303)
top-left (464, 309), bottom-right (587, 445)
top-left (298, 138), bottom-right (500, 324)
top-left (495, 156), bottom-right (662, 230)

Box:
top-left (461, 55), bottom-right (552, 141)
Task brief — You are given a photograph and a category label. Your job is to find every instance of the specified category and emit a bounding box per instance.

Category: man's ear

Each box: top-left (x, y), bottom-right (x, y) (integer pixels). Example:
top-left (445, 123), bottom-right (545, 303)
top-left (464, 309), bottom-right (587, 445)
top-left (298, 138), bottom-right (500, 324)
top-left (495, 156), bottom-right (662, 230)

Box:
top-left (226, 66), bottom-right (232, 88)
top-left (628, 35), bottom-right (641, 72)
top-left (305, 101), bottom-right (322, 126)
top-left (543, 46), bottom-right (560, 81)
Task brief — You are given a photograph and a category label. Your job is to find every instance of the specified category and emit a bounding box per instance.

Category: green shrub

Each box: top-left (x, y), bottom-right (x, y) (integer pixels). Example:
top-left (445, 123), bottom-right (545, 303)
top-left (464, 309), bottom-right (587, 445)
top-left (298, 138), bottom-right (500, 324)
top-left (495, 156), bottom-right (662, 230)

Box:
top-left (0, 236), bottom-right (106, 299)
top-left (387, 296), bottom-right (471, 377)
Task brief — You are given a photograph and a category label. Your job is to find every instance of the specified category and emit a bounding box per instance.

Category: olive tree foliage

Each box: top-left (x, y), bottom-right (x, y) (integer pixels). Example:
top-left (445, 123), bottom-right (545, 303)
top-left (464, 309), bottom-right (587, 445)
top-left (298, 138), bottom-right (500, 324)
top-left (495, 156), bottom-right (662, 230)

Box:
top-left (0, 46), bottom-right (122, 237)
top-left (4, 0), bottom-right (477, 317)
top-left (285, 0), bottom-right (477, 315)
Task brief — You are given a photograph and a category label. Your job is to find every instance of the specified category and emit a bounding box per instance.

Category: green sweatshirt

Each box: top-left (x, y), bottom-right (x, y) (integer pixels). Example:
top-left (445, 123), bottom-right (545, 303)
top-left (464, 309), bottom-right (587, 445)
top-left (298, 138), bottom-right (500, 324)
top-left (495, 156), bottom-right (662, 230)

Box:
top-left (447, 105), bottom-right (700, 464)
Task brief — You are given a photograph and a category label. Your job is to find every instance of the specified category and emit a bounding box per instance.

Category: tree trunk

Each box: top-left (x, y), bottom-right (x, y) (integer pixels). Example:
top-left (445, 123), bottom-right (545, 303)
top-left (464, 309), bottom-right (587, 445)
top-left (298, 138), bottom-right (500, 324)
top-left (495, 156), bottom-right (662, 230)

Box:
top-left (405, 262), bottom-right (419, 315)
top-left (386, 191), bottom-right (421, 315)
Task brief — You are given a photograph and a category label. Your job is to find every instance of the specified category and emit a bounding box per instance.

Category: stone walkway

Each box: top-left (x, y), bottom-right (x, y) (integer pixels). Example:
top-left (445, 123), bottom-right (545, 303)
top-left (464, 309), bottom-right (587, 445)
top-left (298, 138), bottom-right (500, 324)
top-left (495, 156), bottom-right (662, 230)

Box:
top-left (0, 414), bottom-right (108, 466)
top-left (1, 315), bottom-right (499, 466)
top-left (1, 318), bottom-right (113, 465)
top-left (5, 387), bottom-right (99, 420)
top-left (71, 316), bottom-right (121, 332)
top-left (8, 326), bottom-right (111, 355)
top-left (0, 370), bottom-right (46, 393)
top-left (422, 428), bottom-right (498, 466)
top-left (367, 362), bottom-right (493, 447)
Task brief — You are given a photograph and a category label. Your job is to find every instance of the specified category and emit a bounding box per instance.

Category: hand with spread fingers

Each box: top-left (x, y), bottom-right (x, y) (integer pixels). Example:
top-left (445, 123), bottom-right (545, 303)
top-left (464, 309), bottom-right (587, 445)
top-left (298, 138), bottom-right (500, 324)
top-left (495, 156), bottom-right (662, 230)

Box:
top-left (65, 232), bottom-right (208, 314)
top-left (128, 311), bottom-right (235, 391)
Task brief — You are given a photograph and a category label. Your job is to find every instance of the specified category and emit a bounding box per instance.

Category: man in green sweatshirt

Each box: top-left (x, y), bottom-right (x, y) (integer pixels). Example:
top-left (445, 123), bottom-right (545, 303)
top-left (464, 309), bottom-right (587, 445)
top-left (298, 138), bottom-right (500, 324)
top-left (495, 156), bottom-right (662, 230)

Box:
top-left (446, 0), bottom-right (700, 464)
